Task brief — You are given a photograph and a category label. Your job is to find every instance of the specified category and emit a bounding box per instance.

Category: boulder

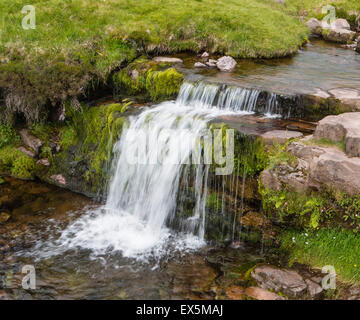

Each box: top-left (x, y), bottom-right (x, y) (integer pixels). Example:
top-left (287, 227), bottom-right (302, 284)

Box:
top-left (260, 130), bottom-right (303, 145)
top-left (314, 112), bottom-right (360, 157)
top-left (251, 265), bottom-right (307, 297)
top-left (19, 129), bottom-right (43, 155)
top-left (201, 52), bottom-right (209, 58)
top-left (244, 287), bottom-right (285, 300)
top-left (306, 18), bottom-right (322, 35)
top-left (308, 147), bottom-right (360, 196)
top-left (322, 28), bottom-right (355, 44)
top-left (152, 57), bottom-right (183, 64)
top-left (331, 18), bottom-right (351, 31)
top-left (305, 279), bottom-right (323, 297)
top-left (216, 56), bottom-right (237, 72)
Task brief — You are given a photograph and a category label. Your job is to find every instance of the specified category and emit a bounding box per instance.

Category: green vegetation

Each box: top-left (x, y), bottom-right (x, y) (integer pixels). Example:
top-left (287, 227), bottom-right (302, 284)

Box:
top-left (50, 101), bottom-right (130, 192)
top-left (281, 228), bottom-right (360, 283)
top-left (113, 58), bottom-right (184, 101)
top-left (0, 123), bottom-right (20, 148)
top-left (0, 145), bottom-right (36, 179)
top-left (0, 0), bottom-right (310, 123)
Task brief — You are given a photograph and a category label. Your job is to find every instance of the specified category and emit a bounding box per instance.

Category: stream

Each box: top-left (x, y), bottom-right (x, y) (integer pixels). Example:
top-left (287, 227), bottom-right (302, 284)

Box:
top-left (0, 39), bottom-right (359, 300)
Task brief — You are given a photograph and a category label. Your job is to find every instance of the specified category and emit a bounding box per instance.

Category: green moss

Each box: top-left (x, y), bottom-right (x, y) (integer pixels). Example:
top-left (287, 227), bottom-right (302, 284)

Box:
top-left (145, 68), bottom-right (184, 101)
top-left (0, 124), bottom-right (20, 149)
top-left (53, 101), bottom-right (130, 193)
top-left (0, 145), bottom-right (36, 180)
top-left (281, 228), bottom-right (360, 284)
top-left (113, 59), bottom-right (184, 102)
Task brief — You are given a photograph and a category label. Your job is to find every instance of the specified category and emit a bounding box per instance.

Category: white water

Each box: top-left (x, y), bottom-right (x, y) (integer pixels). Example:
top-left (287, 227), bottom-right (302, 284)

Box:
top-left (36, 81), bottom-right (283, 261)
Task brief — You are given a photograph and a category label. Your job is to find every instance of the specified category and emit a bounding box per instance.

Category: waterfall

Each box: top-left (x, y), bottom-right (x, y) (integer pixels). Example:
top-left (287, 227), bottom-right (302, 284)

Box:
top-left (49, 81), bottom-right (284, 261)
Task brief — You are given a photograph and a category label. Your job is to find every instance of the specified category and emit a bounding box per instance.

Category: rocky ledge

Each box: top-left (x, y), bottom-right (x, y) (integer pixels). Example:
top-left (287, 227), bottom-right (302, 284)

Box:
top-left (261, 112), bottom-right (360, 196)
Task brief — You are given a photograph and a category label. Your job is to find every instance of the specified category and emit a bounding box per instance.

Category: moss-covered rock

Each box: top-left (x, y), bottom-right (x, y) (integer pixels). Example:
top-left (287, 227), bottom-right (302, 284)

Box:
top-left (112, 58), bottom-right (184, 102)
top-left (37, 102), bottom-right (130, 199)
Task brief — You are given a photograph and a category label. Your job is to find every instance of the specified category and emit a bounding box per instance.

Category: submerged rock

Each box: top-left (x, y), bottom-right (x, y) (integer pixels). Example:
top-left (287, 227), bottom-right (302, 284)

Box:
top-left (251, 265), bottom-right (307, 297)
top-left (244, 286), bottom-right (285, 300)
top-left (216, 56), bottom-right (237, 72)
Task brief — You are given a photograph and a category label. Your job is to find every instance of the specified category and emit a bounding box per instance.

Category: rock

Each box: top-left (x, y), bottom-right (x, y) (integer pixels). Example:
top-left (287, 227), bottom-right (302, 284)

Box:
top-left (152, 57), bottom-right (183, 64)
top-left (0, 212), bottom-right (11, 223)
top-left (194, 62), bottom-right (207, 68)
top-left (331, 18), bottom-right (351, 31)
top-left (314, 112), bottom-right (360, 157)
top-left (216, 56), bottom-right (237, 72)
top-left (226, 286), bottom-right (244, 300)
top-left (130, 69), bottom-right (139, 80)
top-left (18, 146), bottom-right (36, 158)
top-left (322, 28), bottom-right (355, 44)
top-left (201, 52), bottom-right (209, 58)
top-left (19, 129), bottom-right (43, 155)
top-left (306, 18), bottom-right (322, 35)
top-left (309, 148), bottom-right (360, 196)
top-left (251, 265), bottom-right (307, 297)
top-left (305, 279), bottom-right (323, 297)
top-left (36, 158), bottom-right (50, 166)
top-left (260, 169), bottom-right (282, 191)
top-left (244, 286), bottom-right (285, 300)
top-left (50, 174), bottom-right (66, 185)
top-left (260, 130), bottom-right (304, 145)
top-left (206, 59), bottom-right (218, 68)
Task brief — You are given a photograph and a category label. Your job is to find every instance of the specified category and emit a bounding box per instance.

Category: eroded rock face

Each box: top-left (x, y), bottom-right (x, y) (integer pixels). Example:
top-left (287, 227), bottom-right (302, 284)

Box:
top-left (251, 265), bottom-right (307, 297)
top-left (314, 112), bottom-right (360, 157)
top-left (216, 56), bottom-right (237, 72)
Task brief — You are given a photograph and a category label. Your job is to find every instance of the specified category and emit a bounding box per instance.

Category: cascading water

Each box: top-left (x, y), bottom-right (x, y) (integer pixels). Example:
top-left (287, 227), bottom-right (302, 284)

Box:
top-left (36, 81), bottom-right (284, 262)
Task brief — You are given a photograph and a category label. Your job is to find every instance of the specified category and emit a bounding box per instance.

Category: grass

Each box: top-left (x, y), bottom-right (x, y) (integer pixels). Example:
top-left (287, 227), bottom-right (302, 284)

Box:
top-left (0, 0), bottom-right (310, 123)
top-left (281, 228), bottom-right (360, 284)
